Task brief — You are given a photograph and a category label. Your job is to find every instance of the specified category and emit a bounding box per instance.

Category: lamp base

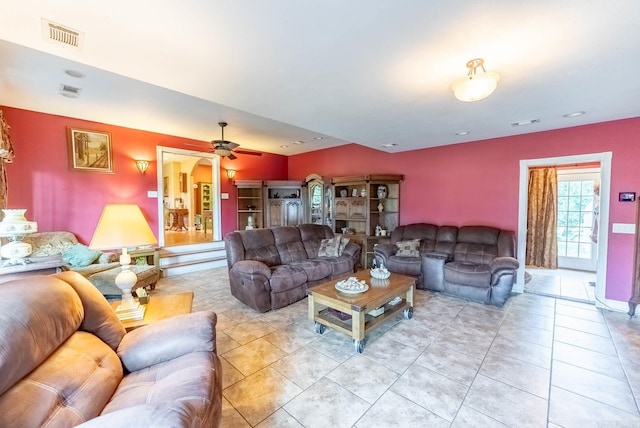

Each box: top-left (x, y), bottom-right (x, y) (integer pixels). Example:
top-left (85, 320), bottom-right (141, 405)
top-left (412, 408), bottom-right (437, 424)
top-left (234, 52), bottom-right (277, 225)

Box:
top-left (115, 302), bottom-right (146, 321)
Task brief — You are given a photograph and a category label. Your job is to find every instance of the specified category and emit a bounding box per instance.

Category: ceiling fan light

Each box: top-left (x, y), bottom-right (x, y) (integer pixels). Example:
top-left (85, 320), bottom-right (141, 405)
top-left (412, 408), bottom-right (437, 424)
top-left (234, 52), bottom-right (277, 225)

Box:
top-left (452, 58), bottom-right (500, 102)
top-left (214, 147), bottom-right (231, 157)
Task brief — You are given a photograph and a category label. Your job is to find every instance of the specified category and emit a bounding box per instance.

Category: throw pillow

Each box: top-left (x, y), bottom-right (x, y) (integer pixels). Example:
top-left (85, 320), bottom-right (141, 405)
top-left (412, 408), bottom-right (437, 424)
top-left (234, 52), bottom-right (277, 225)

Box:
top-left (318, 237), bottom-right (340, 257)
top-left (338, 235), bottom-right (350, 255)
top-left (62, 243), bottom-right (102, 267)
top-left (395, 239), bottom-right (420, 257)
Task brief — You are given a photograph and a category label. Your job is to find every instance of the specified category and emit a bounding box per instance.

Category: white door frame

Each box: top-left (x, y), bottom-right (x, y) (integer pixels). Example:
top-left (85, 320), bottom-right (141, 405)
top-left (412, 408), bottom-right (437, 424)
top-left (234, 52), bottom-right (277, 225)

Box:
top-left (156, 146), bottom-right (222, 246)
top-left (516, 152), bottom-right (612, 309)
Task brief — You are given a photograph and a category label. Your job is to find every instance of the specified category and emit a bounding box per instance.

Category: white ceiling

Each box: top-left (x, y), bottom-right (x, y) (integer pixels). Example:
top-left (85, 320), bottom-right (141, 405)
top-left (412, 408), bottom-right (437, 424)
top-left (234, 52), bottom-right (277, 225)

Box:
top-left (1, 1), bottom-right (640, 157)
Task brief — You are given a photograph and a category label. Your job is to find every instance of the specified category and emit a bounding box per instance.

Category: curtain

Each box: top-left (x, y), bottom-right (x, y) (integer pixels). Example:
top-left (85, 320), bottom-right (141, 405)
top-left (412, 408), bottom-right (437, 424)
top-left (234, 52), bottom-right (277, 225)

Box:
top-left (526, 167), bottom-right (558, 268)
top-left (0, 110), bottom-right (15, 211)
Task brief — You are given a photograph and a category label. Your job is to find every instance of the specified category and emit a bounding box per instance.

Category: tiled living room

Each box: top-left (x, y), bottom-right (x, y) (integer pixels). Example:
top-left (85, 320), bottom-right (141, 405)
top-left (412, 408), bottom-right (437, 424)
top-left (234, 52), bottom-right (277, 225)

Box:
top-left (155, 267), bottom-right (640, 427)
top-left (3, 2), bottom-right (640, 428)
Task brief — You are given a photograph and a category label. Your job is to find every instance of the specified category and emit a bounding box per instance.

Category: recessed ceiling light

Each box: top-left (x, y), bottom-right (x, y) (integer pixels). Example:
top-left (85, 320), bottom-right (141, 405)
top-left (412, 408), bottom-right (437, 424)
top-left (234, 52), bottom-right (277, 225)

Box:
top-left (455, 131), bottom-right (470, 136)
top-left (293, 140), bottom-right (304, 145)
top-left (510, 119), bottom-right (540, 127)
top-left (380, 143), bottom-right (397, 148)
top-left (563, 111), bottom-right (586, 118)
top-left (280, 145), bottom-right (288, 148)
top-left (313, 136), bottom-right (323, 140)
top-left (64, 69), bottom-right (85, 78)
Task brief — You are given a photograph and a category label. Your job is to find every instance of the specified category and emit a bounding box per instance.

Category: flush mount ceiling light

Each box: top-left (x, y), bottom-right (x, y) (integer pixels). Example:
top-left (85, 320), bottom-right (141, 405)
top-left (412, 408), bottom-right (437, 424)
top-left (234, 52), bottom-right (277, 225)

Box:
top-left (452, 58), bottom-right (500, 102)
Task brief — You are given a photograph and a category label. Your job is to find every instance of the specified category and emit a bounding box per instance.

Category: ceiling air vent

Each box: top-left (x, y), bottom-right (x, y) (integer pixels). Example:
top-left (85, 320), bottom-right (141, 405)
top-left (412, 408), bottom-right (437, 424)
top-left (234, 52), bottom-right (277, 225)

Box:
top-left (59, 84), bottom-right (82, 98)
top-left (41, 19), bottom-right (84, 50)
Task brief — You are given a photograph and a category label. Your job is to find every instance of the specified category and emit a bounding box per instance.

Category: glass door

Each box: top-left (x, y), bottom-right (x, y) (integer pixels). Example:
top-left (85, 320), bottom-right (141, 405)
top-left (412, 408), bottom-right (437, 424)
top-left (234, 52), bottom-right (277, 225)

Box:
top-left (557, 169), bottom-right (600, 271)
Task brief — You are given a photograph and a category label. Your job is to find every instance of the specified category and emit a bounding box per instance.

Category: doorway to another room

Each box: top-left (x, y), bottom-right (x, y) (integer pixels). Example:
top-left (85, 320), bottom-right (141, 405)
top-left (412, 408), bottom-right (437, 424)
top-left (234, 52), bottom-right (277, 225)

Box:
top-left (517, 152), bottom-right (611, 308)
top-left (156, 146), bottom-right (222, 247)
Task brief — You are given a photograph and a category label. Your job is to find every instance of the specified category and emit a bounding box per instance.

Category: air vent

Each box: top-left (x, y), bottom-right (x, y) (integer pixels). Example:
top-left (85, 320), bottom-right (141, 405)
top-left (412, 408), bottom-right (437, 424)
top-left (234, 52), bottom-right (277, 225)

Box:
top-left (59, 84), bottom-right (82, 98)
top-left (510, 119), bottom-right (541, 127)
top-left (42, 19), bottom-right (84, 49)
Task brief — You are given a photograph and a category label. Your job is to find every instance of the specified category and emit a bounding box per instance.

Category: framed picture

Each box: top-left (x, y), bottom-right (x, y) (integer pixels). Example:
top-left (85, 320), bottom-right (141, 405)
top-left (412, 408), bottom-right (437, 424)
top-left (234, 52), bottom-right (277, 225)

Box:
top-left (67, 128), bottom-right (113, 173)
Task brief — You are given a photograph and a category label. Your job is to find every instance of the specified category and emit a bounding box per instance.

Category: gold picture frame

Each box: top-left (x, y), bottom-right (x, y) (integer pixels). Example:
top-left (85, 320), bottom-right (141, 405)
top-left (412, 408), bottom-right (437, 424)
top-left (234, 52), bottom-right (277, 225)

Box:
top-left (67, 128), bottom-right (114, 173)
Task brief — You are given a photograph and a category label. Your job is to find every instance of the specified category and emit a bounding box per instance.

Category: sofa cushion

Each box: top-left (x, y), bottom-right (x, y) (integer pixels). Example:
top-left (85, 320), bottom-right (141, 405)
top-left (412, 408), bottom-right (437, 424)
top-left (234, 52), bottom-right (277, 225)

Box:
top-left (396, 239), bottom-right (420, 257)
top-left (444, 262), bottom-right (491, 287)
top-left (269, 265), bottom-right (308, 293)
top-left (0, 331), bottom-right (123, 427)
top-left (63, 243), bottom-right (102, 267)
top-left (386, 255), bottom-right (422, 276)
top-left (317, 255), bottom-right (353, 276)
top-left (453, 242), bottom-right (498, 265)
top-left (289, 259), bottom-right (332, 281)
top-left (0, 277), bottom-right (84, 397)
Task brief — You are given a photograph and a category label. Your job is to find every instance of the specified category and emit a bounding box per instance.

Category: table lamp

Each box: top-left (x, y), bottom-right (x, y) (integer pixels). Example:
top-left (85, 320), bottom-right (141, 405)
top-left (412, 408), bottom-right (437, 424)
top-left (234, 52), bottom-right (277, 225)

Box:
top-left (89, 204), bottom-right (157, 320)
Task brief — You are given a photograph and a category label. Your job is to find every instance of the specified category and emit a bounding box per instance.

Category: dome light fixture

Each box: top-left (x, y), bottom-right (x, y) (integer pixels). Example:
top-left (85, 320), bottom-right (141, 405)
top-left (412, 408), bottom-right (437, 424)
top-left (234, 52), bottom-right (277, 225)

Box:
top-left (452, 58), bottom-right (500, 102)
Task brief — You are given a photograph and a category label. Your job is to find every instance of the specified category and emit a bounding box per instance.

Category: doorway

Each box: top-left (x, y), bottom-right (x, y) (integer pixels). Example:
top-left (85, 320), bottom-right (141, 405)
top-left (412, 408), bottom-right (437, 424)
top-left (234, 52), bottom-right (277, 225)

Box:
top-left (156, 146), bottom-right (222, 247)
top-left (516, 152), bottom-right (611, 309)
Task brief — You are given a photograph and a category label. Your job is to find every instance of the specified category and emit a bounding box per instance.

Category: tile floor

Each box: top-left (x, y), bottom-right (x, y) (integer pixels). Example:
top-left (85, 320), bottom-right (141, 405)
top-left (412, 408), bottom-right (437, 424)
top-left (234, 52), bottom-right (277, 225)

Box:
top-left (155, 268), bottom-right (640, 427)
top-left (525, 268), bottom-right (597, 304)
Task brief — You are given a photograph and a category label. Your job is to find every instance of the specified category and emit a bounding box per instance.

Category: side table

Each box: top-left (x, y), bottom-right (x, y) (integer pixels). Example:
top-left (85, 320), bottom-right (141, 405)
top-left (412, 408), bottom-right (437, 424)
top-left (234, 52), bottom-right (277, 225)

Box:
top-left (0, 255), bottom-right (65, 284)
top-left (110, 291), bottom-right (194, 331)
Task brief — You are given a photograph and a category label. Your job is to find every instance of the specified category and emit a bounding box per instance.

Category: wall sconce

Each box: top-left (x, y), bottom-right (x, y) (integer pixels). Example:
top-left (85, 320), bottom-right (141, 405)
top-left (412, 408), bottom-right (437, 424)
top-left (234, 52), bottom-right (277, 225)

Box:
top-left (226, 169), bottom-right (236, 180)
top-left (135, 160), bottom-right (150, 175)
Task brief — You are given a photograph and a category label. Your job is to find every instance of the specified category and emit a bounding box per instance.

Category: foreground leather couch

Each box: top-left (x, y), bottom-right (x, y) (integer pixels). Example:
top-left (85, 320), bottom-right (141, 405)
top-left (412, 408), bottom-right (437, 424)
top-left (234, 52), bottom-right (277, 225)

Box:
top-left (225, 224), bottom-right (361, 312)
top-left (0, 271), bottom-right (222, 427)
top-left (374, 223), bottom-right (519, 306)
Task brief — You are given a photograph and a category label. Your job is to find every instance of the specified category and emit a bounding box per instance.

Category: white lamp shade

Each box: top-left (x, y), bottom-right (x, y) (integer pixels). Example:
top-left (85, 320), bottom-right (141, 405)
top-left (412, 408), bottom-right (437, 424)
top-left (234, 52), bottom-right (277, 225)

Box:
top-left (89, 204), bottom-right (157, 250)
top-left (452, 71), bottom-right (500, 102)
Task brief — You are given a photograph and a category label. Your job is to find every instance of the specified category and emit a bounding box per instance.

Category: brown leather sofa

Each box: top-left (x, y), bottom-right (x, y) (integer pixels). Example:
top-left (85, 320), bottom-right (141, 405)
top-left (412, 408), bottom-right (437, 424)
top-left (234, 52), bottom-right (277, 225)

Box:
top-left (224, 224), bottom-right (361, 312)
top-left (374, 223), bottom-right (519, 306)
top-left (0, 271), bottom-right (222, 427)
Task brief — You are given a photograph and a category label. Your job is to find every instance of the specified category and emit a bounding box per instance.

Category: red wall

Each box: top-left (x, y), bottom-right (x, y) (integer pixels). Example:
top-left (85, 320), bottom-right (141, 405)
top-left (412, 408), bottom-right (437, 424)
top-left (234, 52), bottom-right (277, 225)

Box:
top-left (289, 118), bottom-right (640, 302)
top-left (2, 107), bottom-right (287, 243)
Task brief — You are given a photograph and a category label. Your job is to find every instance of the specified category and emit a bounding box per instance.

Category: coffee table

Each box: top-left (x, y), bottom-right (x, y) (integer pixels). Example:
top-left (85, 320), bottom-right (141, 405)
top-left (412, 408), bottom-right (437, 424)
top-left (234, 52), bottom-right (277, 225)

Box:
top-left (110, 291), bottom-right (194, 332)
top-left (307, 271), bottom-right (415, 353)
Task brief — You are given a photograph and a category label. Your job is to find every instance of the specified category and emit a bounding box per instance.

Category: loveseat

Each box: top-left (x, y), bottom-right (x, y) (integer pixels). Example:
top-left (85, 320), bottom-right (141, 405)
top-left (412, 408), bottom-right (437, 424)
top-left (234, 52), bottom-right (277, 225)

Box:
top-left (21, 231), bottom-right (160, 297)
top-left (224, 224), bottom-right (361, 312)
top-left (374, 223), bottom-right (519, 306)
top-left (0, 271), bottom-right (222, 427)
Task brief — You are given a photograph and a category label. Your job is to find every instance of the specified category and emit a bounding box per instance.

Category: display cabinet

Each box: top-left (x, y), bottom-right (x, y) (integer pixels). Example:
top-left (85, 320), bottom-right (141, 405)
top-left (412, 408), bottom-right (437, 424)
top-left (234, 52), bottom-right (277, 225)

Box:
top-left (331, 174), bottom-right (403, 268)
top-left (265, 180), bottom-right (304, 228)
top-left (235, 180), bottom-right (264, 230)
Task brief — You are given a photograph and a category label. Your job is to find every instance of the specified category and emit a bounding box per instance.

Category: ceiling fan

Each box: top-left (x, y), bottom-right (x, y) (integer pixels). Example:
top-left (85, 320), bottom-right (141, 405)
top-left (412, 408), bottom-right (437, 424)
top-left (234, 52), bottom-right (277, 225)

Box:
top-left (210, 121), bottom-right (262, 160)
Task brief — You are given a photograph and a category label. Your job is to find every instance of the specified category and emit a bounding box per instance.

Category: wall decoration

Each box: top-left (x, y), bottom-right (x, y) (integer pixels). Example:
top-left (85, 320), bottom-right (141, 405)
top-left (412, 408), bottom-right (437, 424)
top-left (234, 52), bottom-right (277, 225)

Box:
top-left (67, 128), bottom-right (113, 173)
top-left (619, 192), bottom-right (636, 202)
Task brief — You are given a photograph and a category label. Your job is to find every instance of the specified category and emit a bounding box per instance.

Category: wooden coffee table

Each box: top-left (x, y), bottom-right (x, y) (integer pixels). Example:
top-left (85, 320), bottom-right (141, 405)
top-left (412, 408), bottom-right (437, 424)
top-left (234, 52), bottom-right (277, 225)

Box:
top-left (308, 271), bottom-right (415, 353)
top-left (110, 291), bottom-right (194, 332)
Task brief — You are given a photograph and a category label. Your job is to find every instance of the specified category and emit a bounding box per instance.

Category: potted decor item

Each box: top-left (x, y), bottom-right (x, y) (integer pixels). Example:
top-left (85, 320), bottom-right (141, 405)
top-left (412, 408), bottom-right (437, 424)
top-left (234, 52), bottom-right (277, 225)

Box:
top-left (377, 185), bottom-right (387, 199)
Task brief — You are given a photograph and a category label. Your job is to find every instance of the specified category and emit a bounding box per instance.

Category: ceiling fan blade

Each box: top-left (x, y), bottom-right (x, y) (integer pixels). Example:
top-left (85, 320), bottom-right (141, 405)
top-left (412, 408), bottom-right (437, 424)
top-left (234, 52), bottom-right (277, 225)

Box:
top-left (233, 149), bottom-right (262, 156)
top-left (227, 153), bottom-right (237, 160)
top-left (211, 140), bottom-right (239, 150)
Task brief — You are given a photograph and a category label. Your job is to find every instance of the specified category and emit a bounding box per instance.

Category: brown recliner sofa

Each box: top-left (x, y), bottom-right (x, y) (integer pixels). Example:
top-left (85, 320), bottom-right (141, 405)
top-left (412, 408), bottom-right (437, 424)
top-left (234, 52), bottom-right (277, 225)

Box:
top-left (224, 224), bottom-right (361, 312)
top-left (374, 223), bottom-right (519, 306)
top-left (0, 271), bottom-right (222, 427)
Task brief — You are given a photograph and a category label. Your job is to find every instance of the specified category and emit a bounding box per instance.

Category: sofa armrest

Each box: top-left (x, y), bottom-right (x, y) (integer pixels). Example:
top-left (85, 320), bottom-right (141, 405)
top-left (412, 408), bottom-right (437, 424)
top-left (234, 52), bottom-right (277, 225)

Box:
top-left (69, 262), bottom-right (122, 277)
top-left (75, 404), bottom-right (197, 427)
top-left (373, 243), bottom-right (396, 259)
top-left (489, 256), bottom-right (519, 273)
top-left (230, 260), bottom-right (272, 279)
top-left (117, 311), bottom-right (217, 373)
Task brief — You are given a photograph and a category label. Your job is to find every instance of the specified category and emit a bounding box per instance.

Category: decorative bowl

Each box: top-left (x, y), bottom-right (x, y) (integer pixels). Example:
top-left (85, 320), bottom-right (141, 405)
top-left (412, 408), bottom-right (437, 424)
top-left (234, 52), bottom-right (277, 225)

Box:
top-left (370, 268), bottom-right (391, 280)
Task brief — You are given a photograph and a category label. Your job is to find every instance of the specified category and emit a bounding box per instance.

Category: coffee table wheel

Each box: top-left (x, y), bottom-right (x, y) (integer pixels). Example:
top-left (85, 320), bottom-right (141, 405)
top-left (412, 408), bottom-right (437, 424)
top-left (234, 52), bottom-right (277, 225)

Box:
top-left (403, 307), bottom-right (414, 319)
top-left (354, 338), bottom-right (366, 353)
top-left (315, 321), bottom-right (326, 334)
